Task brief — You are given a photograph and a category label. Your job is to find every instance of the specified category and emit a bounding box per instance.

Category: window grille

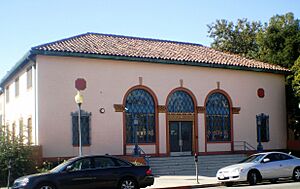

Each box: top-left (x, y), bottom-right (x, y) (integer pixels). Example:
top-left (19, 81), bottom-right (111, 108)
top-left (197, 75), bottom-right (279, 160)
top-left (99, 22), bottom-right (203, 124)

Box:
top-left (256, 113), bottom-right (270, 142)
top-left (71, 110), bottom-right (91, 146)
top-left (167, 90), bottom-right (194, 113)
top-left (125, 89), bottom-right (156, 143)
top-left (206, 92), bottom-right (231, 142)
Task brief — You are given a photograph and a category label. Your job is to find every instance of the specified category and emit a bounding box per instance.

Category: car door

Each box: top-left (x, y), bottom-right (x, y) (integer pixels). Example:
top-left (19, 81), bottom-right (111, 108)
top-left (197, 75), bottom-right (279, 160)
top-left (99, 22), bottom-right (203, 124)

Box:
top-left (278, 153), bottom-right (295, 177)
top-left (58, 157), bottom-right (96, 189)
top-left (258, 153), bottom-right (282, 179)
top-left (90, 156), bottom-right (121, 188)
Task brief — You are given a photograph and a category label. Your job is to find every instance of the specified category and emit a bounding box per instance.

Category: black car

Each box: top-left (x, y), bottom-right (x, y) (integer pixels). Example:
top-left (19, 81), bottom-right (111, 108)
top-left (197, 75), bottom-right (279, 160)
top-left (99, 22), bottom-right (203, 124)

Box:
top-left (12, 155), bottom-right (154, 189)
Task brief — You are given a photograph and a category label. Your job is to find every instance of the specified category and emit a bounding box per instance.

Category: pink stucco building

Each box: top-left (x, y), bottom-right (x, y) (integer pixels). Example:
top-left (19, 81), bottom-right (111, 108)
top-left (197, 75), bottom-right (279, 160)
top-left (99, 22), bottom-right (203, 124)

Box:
top-left (0, 33), bottom-right (290, 160)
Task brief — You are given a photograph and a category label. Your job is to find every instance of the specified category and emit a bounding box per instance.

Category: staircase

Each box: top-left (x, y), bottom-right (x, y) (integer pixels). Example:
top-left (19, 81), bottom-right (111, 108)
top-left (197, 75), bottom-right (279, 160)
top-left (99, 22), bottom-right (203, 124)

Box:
top-left (149, 154), bottom-right (246, 177)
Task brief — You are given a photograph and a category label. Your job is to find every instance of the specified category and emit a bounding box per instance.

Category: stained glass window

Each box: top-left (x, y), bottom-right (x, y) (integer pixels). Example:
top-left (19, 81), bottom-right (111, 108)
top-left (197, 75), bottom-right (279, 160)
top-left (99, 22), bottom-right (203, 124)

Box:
top-left (125, 89), bottom-right (156, 143)
top-left (167, 91), bottom-right (194, 113)
top-left (206, 92), bottom-right (231, 142)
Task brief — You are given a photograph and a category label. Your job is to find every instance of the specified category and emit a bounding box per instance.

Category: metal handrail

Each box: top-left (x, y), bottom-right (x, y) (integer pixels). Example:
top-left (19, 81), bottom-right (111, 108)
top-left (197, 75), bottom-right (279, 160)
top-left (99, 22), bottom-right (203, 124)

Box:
top-left (140, 148), bottom-right (151, 166)
top-left (234, 141), bottom-right (256, 151)
top-left (132, 145), bottom-right (150, 166)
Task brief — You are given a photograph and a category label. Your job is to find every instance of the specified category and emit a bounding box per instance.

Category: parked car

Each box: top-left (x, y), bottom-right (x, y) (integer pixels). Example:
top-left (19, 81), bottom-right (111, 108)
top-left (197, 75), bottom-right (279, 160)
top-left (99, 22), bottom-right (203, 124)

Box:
top-left (12, 155), bottom-right (154, 189)
top-left (216, 152), bottom-right (300, 186)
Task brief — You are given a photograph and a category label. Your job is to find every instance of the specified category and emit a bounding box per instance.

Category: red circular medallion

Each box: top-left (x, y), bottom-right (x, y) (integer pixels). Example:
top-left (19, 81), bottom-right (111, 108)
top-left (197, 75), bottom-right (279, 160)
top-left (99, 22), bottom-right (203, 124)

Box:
top-left (257, 88), bottom-right (265, 98)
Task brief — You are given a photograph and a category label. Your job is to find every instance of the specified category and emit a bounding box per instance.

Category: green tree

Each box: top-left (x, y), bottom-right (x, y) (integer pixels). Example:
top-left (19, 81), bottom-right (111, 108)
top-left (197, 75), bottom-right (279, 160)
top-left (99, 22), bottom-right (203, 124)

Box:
top-left (256, 12), bottom-right (300, 68)
top-left (208, 12), bottom-right (300, 141)
top-left (208, 12), bottom-right (300, 69)
top-left (0, 126), bottom-right (35, 186)
top-left (207, 18), bottom-right (262, 59)
top-left (291, 57), bottom-right (300, 97)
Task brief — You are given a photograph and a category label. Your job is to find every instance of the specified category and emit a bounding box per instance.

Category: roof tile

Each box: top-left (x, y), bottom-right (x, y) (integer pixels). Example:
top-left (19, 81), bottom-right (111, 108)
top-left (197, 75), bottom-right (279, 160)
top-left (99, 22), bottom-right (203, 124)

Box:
top-left (33, 32), bottom-right (289, 72)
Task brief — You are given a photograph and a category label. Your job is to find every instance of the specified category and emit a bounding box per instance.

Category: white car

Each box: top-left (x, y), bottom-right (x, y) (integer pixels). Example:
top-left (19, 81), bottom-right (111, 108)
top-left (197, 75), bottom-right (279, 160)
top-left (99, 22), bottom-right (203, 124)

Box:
top-left (216, 152), bottom-right (300, 186)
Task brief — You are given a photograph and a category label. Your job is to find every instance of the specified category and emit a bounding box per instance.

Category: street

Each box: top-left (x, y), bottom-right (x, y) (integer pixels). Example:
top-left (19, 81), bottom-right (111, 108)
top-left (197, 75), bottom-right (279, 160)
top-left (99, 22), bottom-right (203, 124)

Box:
top-left (200, 180), bottom-right (300, 189)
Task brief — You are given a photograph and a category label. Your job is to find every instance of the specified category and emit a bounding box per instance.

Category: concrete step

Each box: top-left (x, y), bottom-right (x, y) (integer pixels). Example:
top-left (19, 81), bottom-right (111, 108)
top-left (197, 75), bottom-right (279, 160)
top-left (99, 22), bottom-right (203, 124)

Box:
top-left (149, 154), bottom-right (246, 176)
top-left (150, 159), bottom-right (243, 166)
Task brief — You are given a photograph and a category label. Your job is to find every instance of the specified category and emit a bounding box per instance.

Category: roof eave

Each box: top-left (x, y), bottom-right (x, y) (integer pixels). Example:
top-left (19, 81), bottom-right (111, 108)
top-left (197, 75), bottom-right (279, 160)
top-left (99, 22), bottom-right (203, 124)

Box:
top-left (0, 51), bottom-right (34, 88)
top-left (30, 49), bottom-right (291, 75)
top-left (0, 49), bottom-right (290, 89)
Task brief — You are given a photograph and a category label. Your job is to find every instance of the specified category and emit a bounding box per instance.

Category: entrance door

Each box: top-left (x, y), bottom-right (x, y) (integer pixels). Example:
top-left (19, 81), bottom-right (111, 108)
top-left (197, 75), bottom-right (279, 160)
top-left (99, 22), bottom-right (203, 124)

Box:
top-left (169, 121), bottom-right (193, 156)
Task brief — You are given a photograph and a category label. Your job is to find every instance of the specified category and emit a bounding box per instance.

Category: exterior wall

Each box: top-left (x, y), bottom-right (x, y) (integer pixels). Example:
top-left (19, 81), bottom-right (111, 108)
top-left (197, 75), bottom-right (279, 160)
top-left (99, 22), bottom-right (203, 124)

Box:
top-left (36, 55), bottom-right (287, 158)
top-left (1, 64), bottom-right (36, 144)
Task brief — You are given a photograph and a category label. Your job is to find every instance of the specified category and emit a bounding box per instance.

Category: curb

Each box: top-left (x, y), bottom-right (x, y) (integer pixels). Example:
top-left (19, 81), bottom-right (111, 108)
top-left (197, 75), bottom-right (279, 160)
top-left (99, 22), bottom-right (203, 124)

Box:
top-left (0, 184), bottom-right (222, 189)
top-left (192, 183), bottom-right (222, 188)
top-left (150, 183), bottom-right (221, 189)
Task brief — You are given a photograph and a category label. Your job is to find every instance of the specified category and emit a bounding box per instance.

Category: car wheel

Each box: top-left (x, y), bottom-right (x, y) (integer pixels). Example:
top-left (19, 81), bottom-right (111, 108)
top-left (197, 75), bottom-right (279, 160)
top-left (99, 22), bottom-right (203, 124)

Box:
top-left (224, 182), bottom-right (234, 187)
top-left (269, 179), bottom-right (278, 184)
top-left (119, 177), bottom-right (139, 189)
top-left (247, 171), bottom-right (259, 185)
top-left (293, 167), bottom-right (300, 181)
top-left (36, 183), bottom-right (56, 189)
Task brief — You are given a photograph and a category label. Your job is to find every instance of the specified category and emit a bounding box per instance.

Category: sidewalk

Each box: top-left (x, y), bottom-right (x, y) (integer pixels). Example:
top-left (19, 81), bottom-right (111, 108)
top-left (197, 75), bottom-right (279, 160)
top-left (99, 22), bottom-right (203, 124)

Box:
top-left (148, 175), bottom-right (220, 189)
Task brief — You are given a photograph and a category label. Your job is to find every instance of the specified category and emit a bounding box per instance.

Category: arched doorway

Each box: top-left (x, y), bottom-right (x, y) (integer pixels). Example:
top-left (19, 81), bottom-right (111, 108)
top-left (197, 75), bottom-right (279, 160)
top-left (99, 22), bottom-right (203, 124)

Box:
top-left (166, 89), bottom-right (197, 156)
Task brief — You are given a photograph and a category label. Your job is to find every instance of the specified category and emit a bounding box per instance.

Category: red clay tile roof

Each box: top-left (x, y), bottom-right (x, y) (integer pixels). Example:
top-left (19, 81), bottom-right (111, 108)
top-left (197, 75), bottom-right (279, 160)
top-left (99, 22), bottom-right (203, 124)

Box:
top-left (32, 32), bottom-right (289, 73)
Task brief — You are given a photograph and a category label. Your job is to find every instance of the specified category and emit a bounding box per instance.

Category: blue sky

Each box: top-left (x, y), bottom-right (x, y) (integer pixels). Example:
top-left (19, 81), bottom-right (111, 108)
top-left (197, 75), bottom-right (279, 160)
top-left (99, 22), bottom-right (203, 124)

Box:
top-left (1, 0), bottom-right (300, 79)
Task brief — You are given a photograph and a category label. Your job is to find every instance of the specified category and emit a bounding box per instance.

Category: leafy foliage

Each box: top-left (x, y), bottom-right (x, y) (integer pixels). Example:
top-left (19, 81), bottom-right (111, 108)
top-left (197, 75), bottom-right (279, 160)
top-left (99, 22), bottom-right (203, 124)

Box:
top-left (207, 12), bottom-right (300, 140)
top-left (257, 13), bottom-right (300, 68)
top-left (207, 18), bottom-right (262, 59)
top-left (291, 57), bottom-right (300, 97)
top-left (0, 127), bottom-right (36, 186)
top-left (208, 12), bottom-right (300, 69)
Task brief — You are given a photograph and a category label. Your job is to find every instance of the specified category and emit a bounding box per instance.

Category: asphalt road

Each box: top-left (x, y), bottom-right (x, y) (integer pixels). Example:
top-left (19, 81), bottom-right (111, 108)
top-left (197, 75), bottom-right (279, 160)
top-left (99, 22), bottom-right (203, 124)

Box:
top-left (197, 180), bottom-right (300, 189)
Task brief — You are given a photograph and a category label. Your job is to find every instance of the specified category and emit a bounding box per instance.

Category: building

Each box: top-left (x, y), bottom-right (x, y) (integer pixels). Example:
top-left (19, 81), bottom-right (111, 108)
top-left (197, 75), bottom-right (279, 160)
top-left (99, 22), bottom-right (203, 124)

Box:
top-left (0, 33), bottom-right (290, 160)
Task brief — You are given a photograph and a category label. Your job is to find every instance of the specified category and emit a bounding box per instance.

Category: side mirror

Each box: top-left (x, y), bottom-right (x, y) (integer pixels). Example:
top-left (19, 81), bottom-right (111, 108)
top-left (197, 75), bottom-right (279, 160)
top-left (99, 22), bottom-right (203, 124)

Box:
top-left (263, 158), bottom-right (270, 163)
top-left (65, 165), bottom-right (73, 172)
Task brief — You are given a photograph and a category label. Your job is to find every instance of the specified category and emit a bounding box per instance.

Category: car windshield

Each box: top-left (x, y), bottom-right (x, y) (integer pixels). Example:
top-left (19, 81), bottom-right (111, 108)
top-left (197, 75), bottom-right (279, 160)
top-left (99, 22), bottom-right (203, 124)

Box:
top-left (239, 154), bottom-right (265, 163)
top-left (50, 158), bottom-right (77, 173)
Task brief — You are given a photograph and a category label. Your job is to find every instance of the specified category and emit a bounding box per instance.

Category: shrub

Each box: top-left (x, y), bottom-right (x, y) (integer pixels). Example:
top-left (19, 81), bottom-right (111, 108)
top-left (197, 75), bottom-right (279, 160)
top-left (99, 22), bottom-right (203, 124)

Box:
top-left (0, 127), bottom-right (35, 186)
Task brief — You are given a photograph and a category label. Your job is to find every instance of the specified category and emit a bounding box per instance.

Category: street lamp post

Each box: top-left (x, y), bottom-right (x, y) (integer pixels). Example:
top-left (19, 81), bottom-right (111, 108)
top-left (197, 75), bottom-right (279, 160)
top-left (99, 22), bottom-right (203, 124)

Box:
top-left (133, 115), bottom-right (140, 156)
top-left (125, 107), bottom-right (140, 157)
top-left (257, 125), bottom-right (263, 152)
top-left (75, 91), bottom-right (84, 156)
top-left (256, 114), bottom-right (263, 152)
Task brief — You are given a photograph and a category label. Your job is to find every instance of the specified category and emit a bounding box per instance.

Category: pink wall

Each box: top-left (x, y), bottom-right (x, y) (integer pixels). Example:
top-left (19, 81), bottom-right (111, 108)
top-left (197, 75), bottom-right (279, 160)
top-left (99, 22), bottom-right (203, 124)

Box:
top-left (36, 55), bottom-right (286, 158)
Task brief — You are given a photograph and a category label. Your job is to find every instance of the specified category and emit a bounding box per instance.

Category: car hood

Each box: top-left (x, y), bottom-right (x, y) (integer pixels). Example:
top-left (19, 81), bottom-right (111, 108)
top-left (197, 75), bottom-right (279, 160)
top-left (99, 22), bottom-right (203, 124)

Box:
top-left (218, 162), bottom-right (257, 172)
top-left (15, 172), bottom-right (51, 181)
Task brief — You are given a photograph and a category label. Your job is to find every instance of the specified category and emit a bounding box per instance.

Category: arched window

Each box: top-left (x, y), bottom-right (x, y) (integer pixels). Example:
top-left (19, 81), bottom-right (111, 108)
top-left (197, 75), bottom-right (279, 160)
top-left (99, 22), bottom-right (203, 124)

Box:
top-left (206, 92), bottom-right (231, 142)
top-left (167, 91), bottom-right (194, 113)
top-left (125, 89), bottom-right (155, 144)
